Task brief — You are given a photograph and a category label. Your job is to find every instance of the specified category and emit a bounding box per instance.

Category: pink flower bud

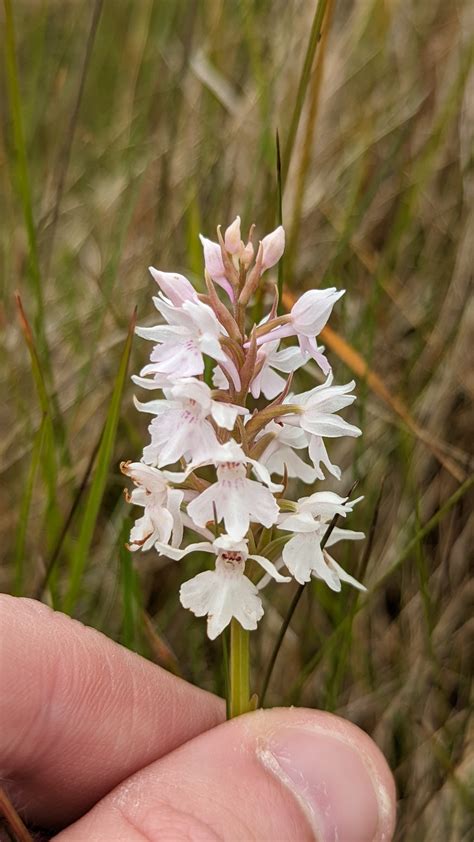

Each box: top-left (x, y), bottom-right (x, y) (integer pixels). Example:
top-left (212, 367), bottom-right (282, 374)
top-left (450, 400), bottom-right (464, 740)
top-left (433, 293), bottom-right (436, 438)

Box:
top-left (199, 235), bottom-right (226, 280)
top-left (224, 216), bottom-right (242, 254)
top-left (148, 267), bottom-right (197, 306)
top-left (261, 225), bottom-right (285, 272)
top-left (240, 240), bottom-right (254, 267)
top-left (199, 234), bottom-right (234, 299)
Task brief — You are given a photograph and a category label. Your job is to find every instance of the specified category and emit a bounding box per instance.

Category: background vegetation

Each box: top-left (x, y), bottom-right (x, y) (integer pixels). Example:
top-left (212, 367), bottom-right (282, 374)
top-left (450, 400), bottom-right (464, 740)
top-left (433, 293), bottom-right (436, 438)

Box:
top-left (1, 1), bottom-right (473, 838)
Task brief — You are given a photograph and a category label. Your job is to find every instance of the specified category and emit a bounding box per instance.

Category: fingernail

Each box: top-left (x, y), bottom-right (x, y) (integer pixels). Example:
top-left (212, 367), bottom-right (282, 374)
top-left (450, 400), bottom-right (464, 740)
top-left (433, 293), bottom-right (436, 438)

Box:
top-left (259, 727), bottom-right (388, 841)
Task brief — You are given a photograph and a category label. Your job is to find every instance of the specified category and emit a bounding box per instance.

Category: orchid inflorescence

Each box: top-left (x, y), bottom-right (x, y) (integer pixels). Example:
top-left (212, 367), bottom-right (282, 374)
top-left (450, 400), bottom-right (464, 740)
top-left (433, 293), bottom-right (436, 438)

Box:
top-left (122, 217), bottom-right (365, 642)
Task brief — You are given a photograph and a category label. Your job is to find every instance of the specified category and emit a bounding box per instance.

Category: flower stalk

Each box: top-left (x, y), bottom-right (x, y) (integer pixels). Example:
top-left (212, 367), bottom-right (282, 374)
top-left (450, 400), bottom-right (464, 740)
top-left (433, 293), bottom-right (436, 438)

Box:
top-left (229, 618), bottom-right (251, 718)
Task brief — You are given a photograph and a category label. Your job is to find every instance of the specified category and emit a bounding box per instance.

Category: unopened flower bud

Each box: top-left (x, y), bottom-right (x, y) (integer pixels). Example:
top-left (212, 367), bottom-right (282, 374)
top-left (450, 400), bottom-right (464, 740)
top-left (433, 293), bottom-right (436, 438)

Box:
top-left (224, 216), bottom-right (242, 254)
top-left (238, 241), bottom-right (263, 306)
top-left (240, 240), bottom-right (254, 267)
top-left (261, 225), bottom-right (285, 272)
top-left (199, 234), bottom-right (235, 299)
top-left (199, 235), bottom-right (226, 280)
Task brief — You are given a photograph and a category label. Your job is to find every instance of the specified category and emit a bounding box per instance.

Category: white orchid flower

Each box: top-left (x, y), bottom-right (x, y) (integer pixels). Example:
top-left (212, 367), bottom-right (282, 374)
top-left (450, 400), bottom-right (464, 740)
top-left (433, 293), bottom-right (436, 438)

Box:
top-left (121, 462), bottom-right (184, 551)
top-left (279, 492), bottom-right (364, 588)
top-left (154, 534), bottom-right (289, 640)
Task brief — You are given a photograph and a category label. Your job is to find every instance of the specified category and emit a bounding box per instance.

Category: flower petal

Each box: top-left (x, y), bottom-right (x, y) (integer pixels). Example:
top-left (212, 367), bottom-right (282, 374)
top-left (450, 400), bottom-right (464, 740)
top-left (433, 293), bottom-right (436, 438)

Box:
top-left (210, 400), bottom-right (248, 430)
top-left (282, 533), bottom-right (314, 584)
top-left (324, 552), bottom-right (367, 591)
top-left (148, 267), bottom-right (197, 306)
top-left (250, 554), bottom-right (291, 582)
top-left (154, 541), bottom-right (214, 560)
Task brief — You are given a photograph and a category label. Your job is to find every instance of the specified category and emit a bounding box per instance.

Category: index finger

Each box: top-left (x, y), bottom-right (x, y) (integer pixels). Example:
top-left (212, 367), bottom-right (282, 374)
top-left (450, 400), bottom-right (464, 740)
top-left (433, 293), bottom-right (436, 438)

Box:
top-left (0, 595), bottom-right (224, 829)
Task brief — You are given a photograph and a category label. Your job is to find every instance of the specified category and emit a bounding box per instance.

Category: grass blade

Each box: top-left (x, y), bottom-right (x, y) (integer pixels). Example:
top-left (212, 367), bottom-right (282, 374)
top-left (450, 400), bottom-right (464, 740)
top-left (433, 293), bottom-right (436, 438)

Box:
top-left (64, 308), bottom-right (136, 614)
top-left (3, 0), bottom-right (67, 462)
top-left (0, 784), bottom-right (33, 842)
top-left (15, 294), bottom-right (51, 417)
top-left (15, 295), bottom-right (62, 583)
top-left (141, 611), bottom-right (183, 677)
top-left (13, 413), bottom-right (47, 596)
top-left (374, 474), bottom-right (474, 590)
top-left (43, 0), bottom-right (104, 276)
top-left (3, 0), bottom-right (45, 339)
top-left (281, 0), bottom-right (329, 187)
top-left (285, 0), bottom-right (334, 279)
top-left (33, 430), bottom-right (101, 599)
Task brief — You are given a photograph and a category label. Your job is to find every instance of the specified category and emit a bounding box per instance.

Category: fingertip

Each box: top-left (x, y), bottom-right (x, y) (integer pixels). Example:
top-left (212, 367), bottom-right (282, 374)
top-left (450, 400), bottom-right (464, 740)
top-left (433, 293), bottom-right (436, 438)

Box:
top-left (251, 708), bottom-right (396, 841)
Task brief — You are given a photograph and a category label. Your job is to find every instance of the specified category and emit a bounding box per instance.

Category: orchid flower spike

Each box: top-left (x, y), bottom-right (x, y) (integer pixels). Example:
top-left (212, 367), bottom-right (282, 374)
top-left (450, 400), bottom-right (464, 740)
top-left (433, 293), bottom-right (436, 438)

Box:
top-left (123, 216), bottom-right (364, 640)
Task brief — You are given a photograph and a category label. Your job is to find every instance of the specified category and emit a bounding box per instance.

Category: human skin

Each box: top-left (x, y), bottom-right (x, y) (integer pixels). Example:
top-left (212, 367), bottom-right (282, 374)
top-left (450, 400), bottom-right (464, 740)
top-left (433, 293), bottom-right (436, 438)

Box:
top-left (0, 595), bottom-right (396, 841)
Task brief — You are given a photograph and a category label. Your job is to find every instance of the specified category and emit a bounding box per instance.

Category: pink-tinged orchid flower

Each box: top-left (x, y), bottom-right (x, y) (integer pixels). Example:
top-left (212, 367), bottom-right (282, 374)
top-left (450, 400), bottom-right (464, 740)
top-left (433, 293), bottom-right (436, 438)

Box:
top-left (185, 441), bottom-right (282, 541)
top-left (213, 340), bottom-right (304, 399)
top-left (134, 378), bottom-right (248, 468)
top-left (256, 287), bottom-right (344, 373)
top-left (135, 297), bottom-right (227, 381)
top-left (124, 215), bottom-right (365, 642)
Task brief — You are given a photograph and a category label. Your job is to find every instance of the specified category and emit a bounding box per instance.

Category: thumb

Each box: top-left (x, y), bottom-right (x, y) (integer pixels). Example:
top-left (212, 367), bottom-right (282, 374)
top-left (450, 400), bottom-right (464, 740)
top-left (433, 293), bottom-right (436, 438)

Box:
top-left (54, 708), bottom-right (396, 841)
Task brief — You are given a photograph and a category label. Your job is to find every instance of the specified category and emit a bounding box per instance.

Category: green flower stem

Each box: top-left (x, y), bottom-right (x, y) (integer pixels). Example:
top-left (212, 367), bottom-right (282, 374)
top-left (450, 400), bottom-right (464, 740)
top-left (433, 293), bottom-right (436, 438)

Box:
top-left (229, 618), bottom-right (251, 718)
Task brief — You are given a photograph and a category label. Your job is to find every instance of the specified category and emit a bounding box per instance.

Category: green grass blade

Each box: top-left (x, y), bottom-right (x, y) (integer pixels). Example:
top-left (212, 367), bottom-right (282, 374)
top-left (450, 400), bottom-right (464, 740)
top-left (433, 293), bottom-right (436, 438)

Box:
top-left (284, 0), bottom-right (334, 281)
top-left (13, 413), bottom-right (47, 595)
top-left (15, 294), bottom-right (52, 416)
top-left (16, 294), bottom-right (62, 579)
top-left (281, 0), bottom-right (328, 187)
top-left (3, 0), bottom-right (45, 337)
top-left (43, 0), bottom-right (104, 276)
top-left (3, 0), bottom-right (67, 463)
top-left (33, 431), bottom-right (102, 599)
top-left (186, 186), bottom-right (204, 282)
top-left (64, 308), bottom-right (136, 614)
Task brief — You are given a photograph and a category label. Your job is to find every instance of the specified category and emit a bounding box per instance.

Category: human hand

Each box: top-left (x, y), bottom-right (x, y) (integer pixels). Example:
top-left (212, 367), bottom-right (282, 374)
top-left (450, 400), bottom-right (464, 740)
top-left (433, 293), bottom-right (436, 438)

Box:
top-left (0, 596), bottom-right (396, 841)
